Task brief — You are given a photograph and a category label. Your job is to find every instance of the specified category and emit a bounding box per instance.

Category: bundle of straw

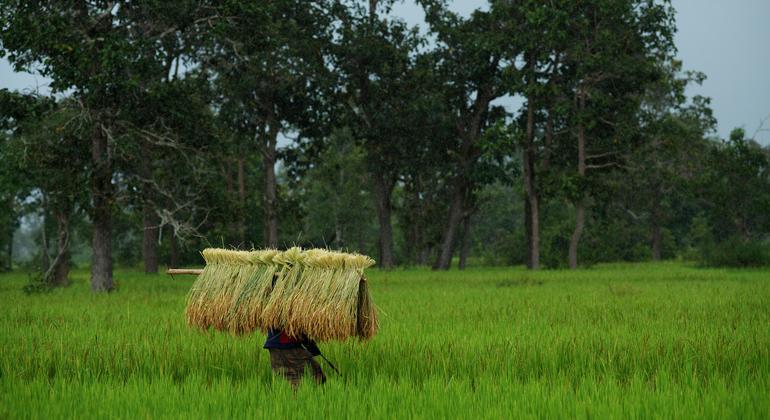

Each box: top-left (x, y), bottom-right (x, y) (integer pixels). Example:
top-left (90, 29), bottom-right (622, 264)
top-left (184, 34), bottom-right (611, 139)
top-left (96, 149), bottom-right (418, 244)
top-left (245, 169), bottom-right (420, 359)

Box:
top-left (185, 247), bottom-right (377, 341)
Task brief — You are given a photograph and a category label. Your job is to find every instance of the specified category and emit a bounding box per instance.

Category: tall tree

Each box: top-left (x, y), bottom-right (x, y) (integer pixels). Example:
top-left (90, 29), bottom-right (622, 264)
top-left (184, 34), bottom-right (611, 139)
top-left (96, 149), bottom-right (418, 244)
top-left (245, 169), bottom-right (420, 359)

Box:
top-left (0, 91), bottom-right (87, 286)
top-left (632, 61), bottom-right (715, 259)
top-left (22, 105), bottom-right (89, 286)
top-left (701, 128), bottom-right (770, 242)
top-left (1, 2), bottom-right (216, 288)
top-left (560, 0), bottom-right (676, 268)
top-left (206, 0), bottom-right (335, 248)
top-left (516, 0), bottom-right (571, 269)
top-left (334, 0), bottom-right (426, 268)
top-left (420, 1), bottom-right (522, 269)
top-left (294, 129), bottom-right (374, 251)
top-left (0, 90), bottom-right (53, 274)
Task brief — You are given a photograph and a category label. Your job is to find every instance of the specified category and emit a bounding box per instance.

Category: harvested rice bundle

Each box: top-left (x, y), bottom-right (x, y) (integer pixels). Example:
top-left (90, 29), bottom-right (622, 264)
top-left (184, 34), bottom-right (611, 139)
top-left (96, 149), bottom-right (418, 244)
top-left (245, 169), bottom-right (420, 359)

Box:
top-left (184, 247), bottom-right (378, 342)
top-left (282, 249), bottom-right (343, 339)
top-left (282, 250), bottom-right (376, 341)
top-left (210, 262), bottom-right (259, 331)
top-left (356, 275), bottom-right (378, 339)
top-left (260, 247), bottom-right (306, 331)
top-left (229, 249), bottom-right (281, 335)
top-left (187, 248), bottom-right (287, 334)
top-left (185, 249), bottom-right (253, 330)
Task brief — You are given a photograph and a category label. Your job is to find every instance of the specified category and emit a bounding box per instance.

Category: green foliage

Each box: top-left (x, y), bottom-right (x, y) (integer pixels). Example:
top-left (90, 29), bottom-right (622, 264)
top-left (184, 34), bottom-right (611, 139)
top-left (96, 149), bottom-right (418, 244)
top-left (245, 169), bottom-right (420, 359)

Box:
top-left (1, 264), bottom-right (769, 417)
top-left (539, 202), bottom-right (574, 269)
top-left (20, 271), bottom-right (55, 295)
top-left (296, 130), bottom-right (374, 251)
top-left (0, 0), bottom-right (767, 275)
top-left (700, 237), bottom-right (770, 268)
top-left (700, 129), bottom-right (770, 242)
top-left (471, 183), bottom-right (523, 266)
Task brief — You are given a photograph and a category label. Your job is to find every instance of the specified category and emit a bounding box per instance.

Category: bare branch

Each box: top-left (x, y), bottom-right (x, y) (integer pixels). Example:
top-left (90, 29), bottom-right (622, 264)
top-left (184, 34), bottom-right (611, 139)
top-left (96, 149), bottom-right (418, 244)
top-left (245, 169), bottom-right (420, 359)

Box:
top-left (751, 114), bottom-right (770, 139)
top-left (586, 162), bottom-right (624, 170)
top-left (586, 151), bottom-right (618, 160)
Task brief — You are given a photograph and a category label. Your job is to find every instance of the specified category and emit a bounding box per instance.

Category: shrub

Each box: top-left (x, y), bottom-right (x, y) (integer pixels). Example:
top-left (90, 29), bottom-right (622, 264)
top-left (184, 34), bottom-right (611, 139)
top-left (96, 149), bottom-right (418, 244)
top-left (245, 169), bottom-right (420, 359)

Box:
top-left (701, 237), bottom-right (770, 267)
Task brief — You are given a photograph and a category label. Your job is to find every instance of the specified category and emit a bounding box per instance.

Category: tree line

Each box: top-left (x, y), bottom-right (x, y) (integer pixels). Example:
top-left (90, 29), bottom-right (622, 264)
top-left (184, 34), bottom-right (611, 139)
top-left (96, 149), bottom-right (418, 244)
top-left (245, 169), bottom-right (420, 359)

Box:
top-left (1, 0), bottom-right (768, 292)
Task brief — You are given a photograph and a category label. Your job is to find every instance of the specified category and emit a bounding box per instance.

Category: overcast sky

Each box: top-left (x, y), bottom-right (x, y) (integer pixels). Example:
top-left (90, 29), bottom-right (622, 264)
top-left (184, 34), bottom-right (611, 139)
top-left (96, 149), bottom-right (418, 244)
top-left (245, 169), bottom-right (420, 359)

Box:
top-left (2, 0), bottom-right (768, 144)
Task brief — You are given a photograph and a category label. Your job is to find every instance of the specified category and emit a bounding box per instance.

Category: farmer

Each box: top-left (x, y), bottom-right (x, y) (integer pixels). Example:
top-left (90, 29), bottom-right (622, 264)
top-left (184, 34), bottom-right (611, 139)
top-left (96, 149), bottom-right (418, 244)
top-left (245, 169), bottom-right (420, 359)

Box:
top-left (264, 328), bottom-right (326, 388)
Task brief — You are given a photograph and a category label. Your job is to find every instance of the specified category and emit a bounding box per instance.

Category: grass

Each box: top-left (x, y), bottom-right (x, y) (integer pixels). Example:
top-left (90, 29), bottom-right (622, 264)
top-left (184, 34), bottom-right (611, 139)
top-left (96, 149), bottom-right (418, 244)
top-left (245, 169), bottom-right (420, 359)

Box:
top-left (1, 262), bottom-right (768, 419)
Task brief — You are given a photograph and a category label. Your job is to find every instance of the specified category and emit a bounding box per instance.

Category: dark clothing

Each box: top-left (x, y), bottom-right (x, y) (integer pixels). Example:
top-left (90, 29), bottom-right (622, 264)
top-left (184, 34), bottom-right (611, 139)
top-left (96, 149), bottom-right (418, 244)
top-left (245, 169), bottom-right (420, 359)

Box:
top-left (263, 329), bottom-right (302, 349)
top-left (264, 329), bottom-right (325, 388)
top-left (263, 328), bottom-right (321, 355)
top-left (268, 347), bottom-right (326, 388)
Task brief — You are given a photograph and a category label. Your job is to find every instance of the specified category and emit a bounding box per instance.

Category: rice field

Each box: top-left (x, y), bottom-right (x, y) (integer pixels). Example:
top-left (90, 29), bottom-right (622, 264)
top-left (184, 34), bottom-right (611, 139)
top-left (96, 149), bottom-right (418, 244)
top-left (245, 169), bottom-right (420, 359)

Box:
top-left (1, 262), bottom-right (768, 419)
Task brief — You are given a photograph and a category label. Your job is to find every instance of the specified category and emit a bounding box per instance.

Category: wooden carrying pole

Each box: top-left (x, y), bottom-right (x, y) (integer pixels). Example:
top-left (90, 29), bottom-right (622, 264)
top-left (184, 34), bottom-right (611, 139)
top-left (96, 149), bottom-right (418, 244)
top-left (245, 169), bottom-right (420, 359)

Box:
top-left (167, 268), bottom-right (203, 275)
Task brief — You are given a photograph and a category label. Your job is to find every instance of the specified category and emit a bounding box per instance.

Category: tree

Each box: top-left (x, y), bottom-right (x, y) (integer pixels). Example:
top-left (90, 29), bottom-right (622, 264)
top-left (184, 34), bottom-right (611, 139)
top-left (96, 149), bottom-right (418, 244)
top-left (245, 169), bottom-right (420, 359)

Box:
top-left (205, 0), bottom-right (336, 248)
top-left (702, 128), bottom-right (770, 242)
top-left (630, 61), bottom-right (715, 260)
top-left (295, 129), bottom-right (374, 251)
top-left (419, 0), bottom-right (523, 270)
top-left (558, 0), bottom-right (676, 268)
top-left (396, 56), bottom-right (456, 266)
top-left (0, 89), bottom-right (53, 272)
top-left (1, 1), bottom-right (216, 289)
top-left (0, 90), bottom-right (88, 286)
top-left (334, 0), bottom-right (427, 268)
top-left (516, 0), bottom-right (572, 269)
top-left (23, 107), bottom-right (90, 286)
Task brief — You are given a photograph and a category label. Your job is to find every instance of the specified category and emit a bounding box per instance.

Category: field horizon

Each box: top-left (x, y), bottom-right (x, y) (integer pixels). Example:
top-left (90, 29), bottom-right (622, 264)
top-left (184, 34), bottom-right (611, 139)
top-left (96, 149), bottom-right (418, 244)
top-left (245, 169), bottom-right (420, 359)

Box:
top-left (1, 262), bottom-right (768, 419)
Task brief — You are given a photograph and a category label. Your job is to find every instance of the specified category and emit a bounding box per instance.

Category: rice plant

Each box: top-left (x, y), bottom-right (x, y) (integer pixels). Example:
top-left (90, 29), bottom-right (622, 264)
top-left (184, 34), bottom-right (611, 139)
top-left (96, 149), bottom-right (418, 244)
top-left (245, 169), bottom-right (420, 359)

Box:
top-left (1, 262), bottom-right (768, 418)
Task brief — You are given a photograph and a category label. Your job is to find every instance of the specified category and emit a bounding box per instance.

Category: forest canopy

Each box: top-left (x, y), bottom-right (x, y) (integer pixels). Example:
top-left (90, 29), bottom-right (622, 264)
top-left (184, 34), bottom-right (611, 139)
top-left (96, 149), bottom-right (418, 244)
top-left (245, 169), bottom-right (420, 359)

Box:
top-left (1, 0), bottom-right (769, 291)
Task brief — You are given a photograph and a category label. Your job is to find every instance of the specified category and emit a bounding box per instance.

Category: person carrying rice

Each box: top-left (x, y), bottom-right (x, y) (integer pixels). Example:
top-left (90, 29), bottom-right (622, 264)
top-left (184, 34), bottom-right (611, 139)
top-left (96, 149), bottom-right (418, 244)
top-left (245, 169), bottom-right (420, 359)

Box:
top-left (180, 247), bottom-right (377, 387)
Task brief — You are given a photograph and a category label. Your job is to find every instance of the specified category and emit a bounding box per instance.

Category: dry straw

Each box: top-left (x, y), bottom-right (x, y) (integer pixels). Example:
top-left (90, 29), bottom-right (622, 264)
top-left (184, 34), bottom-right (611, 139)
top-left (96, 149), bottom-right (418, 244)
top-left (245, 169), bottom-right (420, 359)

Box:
top-left (185, 247), bottom-right (378, 341)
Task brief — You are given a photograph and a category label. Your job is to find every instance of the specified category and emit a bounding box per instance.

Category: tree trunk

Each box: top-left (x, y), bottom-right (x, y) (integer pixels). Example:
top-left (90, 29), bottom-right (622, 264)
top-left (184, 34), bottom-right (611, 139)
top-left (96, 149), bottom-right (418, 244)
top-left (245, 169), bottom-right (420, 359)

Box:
top-left (418, 247), bottom-right (430, 266)
top-left (434, 85), bottom-right (492, 270)
top-left (527, 192), bottom-right (541, 269)
top-left (140, 145), bottom-right (159, 274)
top-left (737, 214), bottom-right (749, 240)
top-left (50, 210), bottom-right (70, 287)
top-left (522, 78), bottom-right (540, 269)
top-left (237, 157), bottom-right (246, 245)
top-left (3, 204), bottom-right (12, 271)
top-left (543, 109), bottom-right (553, 171)
top-left (142, 204), bottom-right (159, 274)
top-left (40, 193), bottom-right (51, 272)
top-left (404, 185), bottom-right (421, 265)
top-left (224, 160), bottom-right (239, 245)
top-left (372, 171), bottom-right (395, 269)
top-left (40, 211), bottom-right (50, 273)
top-left (169, 229), bottom-right (179, 268)
top-left (568, 202), bottom-right (585, 269)
top-left (404, 222), bottom-right (416, 265)
top-left (650, 186), bottom-right (662, 261)
top-left (358, 235), bottom-right (366, 255)
top-left (334, 219), bottom-right (343, 249)
top-left (524, 192), bottom-right (532, 267)
top-left (568, 90), bottom-right (587, 270)
top-left (91, 126), bottom-right (114, 292)
top-left (263, 121), bottom-right (279, 248)
top-left (5, 223), bottom-right (11, 271)
top-left (369, 0), bottom-right (378, 22)
top-left (651, 222), bottom-right (662, 261)
top-left (458, 215), bottom-right (471, 270)
top-left (433, 181), bottom-right (465, 270)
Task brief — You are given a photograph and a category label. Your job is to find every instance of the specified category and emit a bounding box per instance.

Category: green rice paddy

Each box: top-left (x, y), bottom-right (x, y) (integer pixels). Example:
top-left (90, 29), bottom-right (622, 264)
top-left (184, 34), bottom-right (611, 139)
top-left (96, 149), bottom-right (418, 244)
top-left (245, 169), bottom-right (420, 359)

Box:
top-left (1, 263), bottom-right (768, 419)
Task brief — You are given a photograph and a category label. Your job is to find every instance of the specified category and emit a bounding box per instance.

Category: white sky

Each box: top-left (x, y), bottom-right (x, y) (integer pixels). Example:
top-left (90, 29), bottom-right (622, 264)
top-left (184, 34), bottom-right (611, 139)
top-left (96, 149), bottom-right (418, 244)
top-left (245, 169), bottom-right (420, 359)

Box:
top-left (2, 0), bottom-right (769, 144)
